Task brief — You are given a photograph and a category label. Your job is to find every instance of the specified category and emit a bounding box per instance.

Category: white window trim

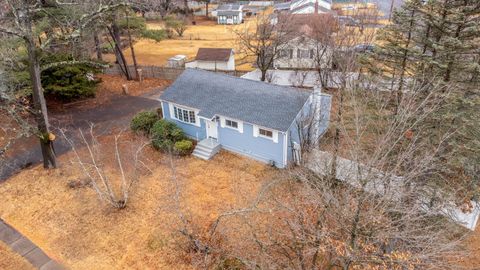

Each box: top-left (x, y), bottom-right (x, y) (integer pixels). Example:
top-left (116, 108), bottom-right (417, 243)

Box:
top-left (168, 102), bottom-right (200, 127)
top-left (220, 116), bottom-right (243, 133)
top-left (253, 125), bottom-right (278, 143)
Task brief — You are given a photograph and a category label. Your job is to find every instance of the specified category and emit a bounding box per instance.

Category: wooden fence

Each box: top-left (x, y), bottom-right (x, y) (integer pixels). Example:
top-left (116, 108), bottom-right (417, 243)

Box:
top-left (103, 65), bottom-right (248, 80)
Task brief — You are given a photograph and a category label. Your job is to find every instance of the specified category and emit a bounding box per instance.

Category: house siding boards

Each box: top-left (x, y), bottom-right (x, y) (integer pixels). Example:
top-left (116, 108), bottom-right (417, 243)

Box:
top-left (162, 101), bottom-right (207, 140)
top-left (274, 36), bottom-right (332, 69)
top-left (159, 69), bottom-right (330, 168)
top-left (218, 121), bottom-right (286, 167)
top-left (162, 102), bottom-right (288, 167)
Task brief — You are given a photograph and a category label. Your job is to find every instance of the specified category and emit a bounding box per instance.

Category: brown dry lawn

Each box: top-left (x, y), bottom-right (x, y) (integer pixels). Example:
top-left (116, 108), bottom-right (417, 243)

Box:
top-left (0, 133), bottom-right (277, 269)
top-left (0, 242), bottom-right (34, 270)
top-left (104, 16), bottom-right (255, 71)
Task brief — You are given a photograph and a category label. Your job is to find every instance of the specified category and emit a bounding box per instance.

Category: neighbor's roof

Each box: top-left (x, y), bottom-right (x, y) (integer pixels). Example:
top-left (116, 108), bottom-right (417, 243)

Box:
top-left (216, 4), bottom-right (243, 11)
top-left (195, 48), bottom-right (233, 62)
top-left (217, 10), bottom-right (243, 15)
top-left (291, 2), bottom-right (334, 14)
top-left (160, 69), bottom-right (311, 132)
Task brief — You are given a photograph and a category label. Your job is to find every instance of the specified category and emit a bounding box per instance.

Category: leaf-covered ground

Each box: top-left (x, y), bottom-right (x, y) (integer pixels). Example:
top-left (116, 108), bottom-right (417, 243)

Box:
top-left (0, 241), bottom-right (34, 270)
top-left (0, 132), bottom-right (276, 269)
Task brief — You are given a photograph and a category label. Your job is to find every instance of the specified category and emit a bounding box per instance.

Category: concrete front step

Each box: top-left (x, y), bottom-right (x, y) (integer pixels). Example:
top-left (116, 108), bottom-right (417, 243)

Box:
top-left (195, 144), bottom-right (216, 152)
top-left (192, 138), bottom-right (221, 160)
top-left (192, 151), bottom-right (210, 160)
top-left (192, 148), bottom-right (212, 159)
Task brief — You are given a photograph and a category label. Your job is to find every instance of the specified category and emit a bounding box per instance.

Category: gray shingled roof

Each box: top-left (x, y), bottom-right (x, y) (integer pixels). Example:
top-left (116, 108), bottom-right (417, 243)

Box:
top-left (216, 4), bottom-right (242, 11)
top-left (217, 10), bottom-right (242, 16)
top-left (160, 69), bottom-right (311, 132)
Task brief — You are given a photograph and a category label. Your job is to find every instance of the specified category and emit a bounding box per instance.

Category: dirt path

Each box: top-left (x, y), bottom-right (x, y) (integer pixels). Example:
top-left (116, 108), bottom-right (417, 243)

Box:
top-left (0, 94), bottom-right (161, 182)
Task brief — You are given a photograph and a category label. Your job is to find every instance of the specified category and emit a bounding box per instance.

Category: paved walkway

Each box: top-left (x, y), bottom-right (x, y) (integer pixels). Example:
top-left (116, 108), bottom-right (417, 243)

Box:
top-left (0, 219), bottom-right (64, 269)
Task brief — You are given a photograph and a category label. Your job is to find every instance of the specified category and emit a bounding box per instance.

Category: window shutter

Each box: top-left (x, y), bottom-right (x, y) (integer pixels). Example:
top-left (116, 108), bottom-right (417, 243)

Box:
top-left (273, 131), bottom-right (279, 143)
top-left (168, 103), bottom-right (175, 119)
top-left (253, 125), bottom-right (259, 137)
top-left (238, 121), bottom-right (244, 133)
top-left (289, 49), bottom-right (293, 59)
top-left (220, 117), bottom-right (225, 128)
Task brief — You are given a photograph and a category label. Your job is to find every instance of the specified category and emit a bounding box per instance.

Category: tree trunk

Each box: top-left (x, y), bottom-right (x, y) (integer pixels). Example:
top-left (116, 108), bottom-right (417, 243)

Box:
top-left (125, 10), bottom-right (140, 81)
top-left (444, 21), bottom-right (464, 82)
top-left (330, 87), bottom-right (343, 181)
top-left (184, 0), bottom-right (189, 17)
top-left (395, 7), bottom-right (415, 114)
top-left (260, 69), bottom-right (267, 81)
top-left (110, 19), bottom-right (132, 80)
top-left (388, 0), bottom-right (395, 21)
top-left (21, 8), bottom-right (57, 169)
top-left (94, 33), bottom-right (103, 61)
top-left (205, 1), bottom-right (209, 18)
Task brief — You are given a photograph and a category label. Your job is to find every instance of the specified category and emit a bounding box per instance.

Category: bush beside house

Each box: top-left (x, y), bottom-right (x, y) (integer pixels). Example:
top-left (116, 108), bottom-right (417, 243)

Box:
top-left (174, 140), bottom-right (193, 156)
top-left (131, 113), bottom-right (193, 155)
top-left (130, 111), bottom-right (159, 135)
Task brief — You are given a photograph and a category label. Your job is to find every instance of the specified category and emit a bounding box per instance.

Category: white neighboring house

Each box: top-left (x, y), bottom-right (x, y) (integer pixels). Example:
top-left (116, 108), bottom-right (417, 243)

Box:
top-left (185, 48), bottom-right (235, 71)
top-left (274, 0), bottom-right (333, 14)
top-left (214, 4), bottom-right (243, 24)
top-left (274, 35), bottom-right (332, 69)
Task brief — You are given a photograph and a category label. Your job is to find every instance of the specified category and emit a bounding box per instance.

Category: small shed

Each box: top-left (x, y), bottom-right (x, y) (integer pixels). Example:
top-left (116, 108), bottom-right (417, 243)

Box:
top-left (167, 55), bottom-right (187, 68)
top-left (185, 48), bottom-right (235, 71)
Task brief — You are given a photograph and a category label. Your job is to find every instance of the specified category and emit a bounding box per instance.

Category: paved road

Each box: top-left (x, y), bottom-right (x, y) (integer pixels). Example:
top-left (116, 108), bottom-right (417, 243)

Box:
top-left (0, 94), bottom-right (160, 182)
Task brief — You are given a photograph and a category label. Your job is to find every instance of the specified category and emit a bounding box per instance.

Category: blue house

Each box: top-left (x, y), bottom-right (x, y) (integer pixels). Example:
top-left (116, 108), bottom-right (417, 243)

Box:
top-left (159, 69), bottom-right (331, 168)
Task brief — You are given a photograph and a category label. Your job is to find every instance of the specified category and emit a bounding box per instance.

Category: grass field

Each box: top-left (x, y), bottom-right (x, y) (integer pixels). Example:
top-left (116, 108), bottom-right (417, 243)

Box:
top-left (104, 16), bottom-right (254, 71)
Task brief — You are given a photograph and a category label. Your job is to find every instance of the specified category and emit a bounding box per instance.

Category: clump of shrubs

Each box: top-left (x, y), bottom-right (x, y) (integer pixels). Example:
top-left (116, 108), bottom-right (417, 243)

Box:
top-left (174, 140), bottom-right (193, 156)
top-left (131, 113), bottom-right (194, 155)
top-left (151, 119), bottom-right (186, 151)
top-left (131, 111), bottom-right (159, 135)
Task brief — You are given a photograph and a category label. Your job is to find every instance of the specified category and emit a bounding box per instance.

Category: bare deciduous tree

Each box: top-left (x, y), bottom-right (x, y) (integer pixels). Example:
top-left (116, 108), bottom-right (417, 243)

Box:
top-left (195, 77), bottom-right (472, 270)
top-left (62, 126), bottom-right (149, 209)
top-left (235, 13), bottom-right (295, 81)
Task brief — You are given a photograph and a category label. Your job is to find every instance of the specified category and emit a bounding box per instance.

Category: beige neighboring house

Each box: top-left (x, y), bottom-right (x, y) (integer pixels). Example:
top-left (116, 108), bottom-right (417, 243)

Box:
top-left (273, 14), bottom-right (335, 70)
top-left (185, 48), bottom-right (236, 71)
top-left (274, 35), bottom-right (332, 70)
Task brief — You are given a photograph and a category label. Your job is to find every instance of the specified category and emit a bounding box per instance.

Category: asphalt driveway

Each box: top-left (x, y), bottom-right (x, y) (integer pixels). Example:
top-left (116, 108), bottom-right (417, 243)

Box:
top-left (0, 94), bottom-right (160, 181)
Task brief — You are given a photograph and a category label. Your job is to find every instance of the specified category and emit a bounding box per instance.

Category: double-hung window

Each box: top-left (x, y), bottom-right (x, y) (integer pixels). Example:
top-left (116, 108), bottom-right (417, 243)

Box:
top-left (225, 119), bottom-right (239, 129)
top-left (280, 49), bottom-right (293, 59)
top-left (259, 128), bottom-right (273, 138)
top-left (297, 49), bottom-right (310, 59)
top-left (173, 106), bottom-right (196, 124)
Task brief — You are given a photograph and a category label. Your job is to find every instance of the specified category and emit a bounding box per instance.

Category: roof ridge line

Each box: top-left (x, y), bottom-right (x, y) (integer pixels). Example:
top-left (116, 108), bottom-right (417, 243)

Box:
top-left (185, 68), bottom-right (311, 93)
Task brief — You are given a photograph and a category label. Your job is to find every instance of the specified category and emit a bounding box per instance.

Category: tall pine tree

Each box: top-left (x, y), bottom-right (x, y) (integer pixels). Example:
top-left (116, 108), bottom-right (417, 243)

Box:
top-left (370, 0), bottom-right (480, 200)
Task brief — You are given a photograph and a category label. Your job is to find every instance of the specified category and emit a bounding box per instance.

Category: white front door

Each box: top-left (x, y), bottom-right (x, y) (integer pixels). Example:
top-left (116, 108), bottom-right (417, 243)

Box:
top-left (206, 120), bottom-right (218, 140)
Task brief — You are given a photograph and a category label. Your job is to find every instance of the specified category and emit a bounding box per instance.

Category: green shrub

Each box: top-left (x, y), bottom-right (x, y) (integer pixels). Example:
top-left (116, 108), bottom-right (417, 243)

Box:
top-left (151, 119), bottom-right (186, 151)
top-left (165, 16), bottom-right (188, 37)
top-left (174, 140), bottom-right (193, 155)
top-left (141, 29), bottom-right (167, 42)
top-left (130, 111), bottom-right (159, 134)
top-left (117, 16), bottom-right (147, 31)
top-left (41, 53), bottom-right (101, 101)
